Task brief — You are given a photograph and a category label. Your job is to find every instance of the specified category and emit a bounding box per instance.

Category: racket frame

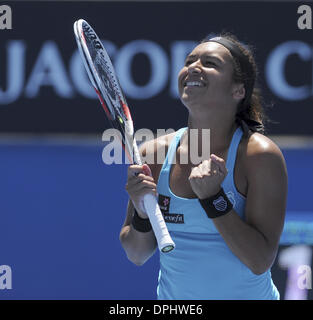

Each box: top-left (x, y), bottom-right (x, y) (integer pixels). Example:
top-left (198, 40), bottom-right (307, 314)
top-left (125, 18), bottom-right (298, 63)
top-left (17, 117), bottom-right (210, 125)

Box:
top-left (73, 19), bottom-right (175, 253)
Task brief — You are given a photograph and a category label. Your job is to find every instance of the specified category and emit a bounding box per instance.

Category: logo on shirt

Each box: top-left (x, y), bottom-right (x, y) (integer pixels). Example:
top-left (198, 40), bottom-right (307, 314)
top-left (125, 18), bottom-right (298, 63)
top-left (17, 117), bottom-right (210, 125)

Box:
top-left (158, 194), bottom-right (171, 212)
top-left (158, 194), bottom-right (185, 224)
top-left (163, 213), bottom-right (184, 224)
top-left (226, 191), bottom-right (236, 208)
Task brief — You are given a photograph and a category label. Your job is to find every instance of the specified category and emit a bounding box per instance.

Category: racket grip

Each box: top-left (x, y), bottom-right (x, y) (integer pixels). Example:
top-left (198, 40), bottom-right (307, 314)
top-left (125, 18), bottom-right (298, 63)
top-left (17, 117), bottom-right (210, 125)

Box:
top-left (143, 193), bottom-right (175, 253)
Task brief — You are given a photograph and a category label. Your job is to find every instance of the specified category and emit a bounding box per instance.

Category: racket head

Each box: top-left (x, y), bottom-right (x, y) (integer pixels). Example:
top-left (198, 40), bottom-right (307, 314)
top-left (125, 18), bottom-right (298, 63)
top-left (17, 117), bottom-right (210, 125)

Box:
top-left (74, 19), bottom-right (138, 163)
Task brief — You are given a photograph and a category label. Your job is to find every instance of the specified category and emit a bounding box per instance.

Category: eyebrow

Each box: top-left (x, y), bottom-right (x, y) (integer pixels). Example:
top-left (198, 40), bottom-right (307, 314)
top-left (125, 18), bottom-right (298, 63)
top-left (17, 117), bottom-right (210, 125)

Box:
top-left (185, 54), bottom-right (223, 64)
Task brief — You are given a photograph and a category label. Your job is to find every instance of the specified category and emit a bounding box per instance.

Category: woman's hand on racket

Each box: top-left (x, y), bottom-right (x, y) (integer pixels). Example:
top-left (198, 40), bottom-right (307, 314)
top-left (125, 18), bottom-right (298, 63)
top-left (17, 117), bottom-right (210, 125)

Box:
top-left (126, 164), bottom-right (157, 219)
top-left (189, 154), bottom-right (228, 199)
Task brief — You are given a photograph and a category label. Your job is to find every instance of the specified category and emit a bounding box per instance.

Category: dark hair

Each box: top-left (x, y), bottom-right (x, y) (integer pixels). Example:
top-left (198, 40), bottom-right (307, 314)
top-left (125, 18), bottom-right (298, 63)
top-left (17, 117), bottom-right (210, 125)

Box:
top-left (201, 32), bottom-right (267, 136)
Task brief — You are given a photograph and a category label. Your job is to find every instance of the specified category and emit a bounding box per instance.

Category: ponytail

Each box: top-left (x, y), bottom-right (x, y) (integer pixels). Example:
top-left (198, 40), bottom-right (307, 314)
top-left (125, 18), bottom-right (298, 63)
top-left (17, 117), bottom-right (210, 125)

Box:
top-left (202, 33), bottom-right (268, 136)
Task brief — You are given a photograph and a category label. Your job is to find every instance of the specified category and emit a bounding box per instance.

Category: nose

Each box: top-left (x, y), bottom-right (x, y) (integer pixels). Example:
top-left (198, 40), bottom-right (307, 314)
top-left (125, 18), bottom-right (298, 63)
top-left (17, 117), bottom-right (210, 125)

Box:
top-left (187, 59), bottom-right (202, 74)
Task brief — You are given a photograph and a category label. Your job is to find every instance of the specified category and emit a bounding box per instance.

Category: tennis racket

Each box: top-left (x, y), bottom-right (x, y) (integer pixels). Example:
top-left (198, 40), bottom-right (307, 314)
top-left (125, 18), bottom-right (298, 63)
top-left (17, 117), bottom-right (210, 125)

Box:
top-left (73, 19), bottom-right (175, 253)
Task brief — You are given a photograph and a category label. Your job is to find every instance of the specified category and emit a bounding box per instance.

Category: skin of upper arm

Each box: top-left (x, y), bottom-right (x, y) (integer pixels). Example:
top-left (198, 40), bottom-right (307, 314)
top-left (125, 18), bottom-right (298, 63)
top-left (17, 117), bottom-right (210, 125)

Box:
top-left (243, 134), bottom-right (288, 254)
top-left (139, 131), bottom-right (176, 182)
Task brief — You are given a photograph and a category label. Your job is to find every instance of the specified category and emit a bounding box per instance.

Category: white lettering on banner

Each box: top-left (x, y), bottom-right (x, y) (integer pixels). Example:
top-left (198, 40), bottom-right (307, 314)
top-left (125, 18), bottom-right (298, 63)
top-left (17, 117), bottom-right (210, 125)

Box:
top-left (0, 41), bottom-right (25, 104)
top-left (265, 41), bottom-right (311, 101)
top-left (69, 50), bottom-right (96, 99)
top-left (115, 40), bottom-right (169, 99)
top-left (24, 41), bottom-right (74, 98)
top-left (170, 41), bottom-right (197, 98)
top-left (1, 40), bottom-right (313, 105)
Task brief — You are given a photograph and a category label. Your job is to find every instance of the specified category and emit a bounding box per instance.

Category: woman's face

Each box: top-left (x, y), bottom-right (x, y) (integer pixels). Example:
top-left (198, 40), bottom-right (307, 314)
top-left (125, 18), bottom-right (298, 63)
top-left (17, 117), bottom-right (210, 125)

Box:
top-left (178, 42), bottom-right (242, 111)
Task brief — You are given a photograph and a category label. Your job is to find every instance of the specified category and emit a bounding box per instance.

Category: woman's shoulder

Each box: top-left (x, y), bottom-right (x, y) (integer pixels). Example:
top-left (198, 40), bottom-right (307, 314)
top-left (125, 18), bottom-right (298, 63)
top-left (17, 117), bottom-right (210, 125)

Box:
top-left (240, 131), bottom-right (287, 177)
top-left (245, 132), bottom-right (284, 157)
top-left (138, 130), bottom-right (178, 179)
top-left (139, 130), bottom-right (177, 159)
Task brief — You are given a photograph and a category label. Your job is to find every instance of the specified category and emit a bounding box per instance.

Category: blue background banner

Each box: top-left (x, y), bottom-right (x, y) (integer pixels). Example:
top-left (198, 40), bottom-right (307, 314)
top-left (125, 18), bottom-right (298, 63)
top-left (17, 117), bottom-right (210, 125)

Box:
top-left (0, 1), bottom-right (312, 135)
top-left (0, 141), bottom-right (312, 300)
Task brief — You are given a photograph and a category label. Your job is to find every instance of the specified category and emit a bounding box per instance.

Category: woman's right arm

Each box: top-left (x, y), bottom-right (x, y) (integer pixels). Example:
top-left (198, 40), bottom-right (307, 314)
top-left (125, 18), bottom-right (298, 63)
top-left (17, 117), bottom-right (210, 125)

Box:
top-left (120, 133), bottom-right (174, 265)
top-left (119, 139), bottom-right (159, 266)
top-left (119, 196), bottom-right (157, 266)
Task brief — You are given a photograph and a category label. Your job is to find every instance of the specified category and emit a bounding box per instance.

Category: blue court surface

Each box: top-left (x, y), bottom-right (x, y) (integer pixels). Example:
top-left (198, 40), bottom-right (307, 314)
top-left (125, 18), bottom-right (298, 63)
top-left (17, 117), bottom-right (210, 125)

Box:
top-left (0, 138), bottom-right (312, 299)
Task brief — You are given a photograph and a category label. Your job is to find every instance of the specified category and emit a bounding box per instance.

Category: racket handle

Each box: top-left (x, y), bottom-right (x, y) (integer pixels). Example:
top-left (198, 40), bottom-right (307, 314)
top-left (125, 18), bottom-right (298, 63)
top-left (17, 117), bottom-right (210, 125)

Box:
top-left (143, 193), bottom-right (175, 253)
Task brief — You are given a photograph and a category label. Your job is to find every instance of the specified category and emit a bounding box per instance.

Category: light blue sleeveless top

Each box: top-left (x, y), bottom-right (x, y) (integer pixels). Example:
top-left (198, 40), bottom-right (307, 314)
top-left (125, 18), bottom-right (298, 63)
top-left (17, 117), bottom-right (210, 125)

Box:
top-left (156, 127), bottom-right (280, 300)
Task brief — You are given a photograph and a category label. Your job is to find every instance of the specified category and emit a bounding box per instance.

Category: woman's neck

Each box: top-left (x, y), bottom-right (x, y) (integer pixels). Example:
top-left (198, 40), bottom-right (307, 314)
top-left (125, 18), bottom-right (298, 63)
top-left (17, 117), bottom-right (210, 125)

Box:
top-left (185, 112), bottom-right (238, 154)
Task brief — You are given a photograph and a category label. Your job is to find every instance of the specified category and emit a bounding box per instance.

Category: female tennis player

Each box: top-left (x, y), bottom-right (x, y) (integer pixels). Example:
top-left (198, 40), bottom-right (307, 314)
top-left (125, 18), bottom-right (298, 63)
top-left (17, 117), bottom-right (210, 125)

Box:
top-left (120, 33), bottom-right (288, 300)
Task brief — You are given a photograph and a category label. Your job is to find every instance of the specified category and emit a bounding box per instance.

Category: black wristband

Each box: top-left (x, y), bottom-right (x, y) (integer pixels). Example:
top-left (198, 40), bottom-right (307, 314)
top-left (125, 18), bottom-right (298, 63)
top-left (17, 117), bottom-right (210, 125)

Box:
top-left (199, 188), bottom-right (233, 219)
top-left (131, 209), bottom-right (152, 232)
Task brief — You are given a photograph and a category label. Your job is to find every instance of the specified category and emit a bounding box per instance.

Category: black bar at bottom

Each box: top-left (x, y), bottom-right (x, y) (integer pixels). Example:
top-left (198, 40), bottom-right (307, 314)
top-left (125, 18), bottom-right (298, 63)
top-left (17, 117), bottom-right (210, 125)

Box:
top-left (0, 300), bottom-right (309, 319)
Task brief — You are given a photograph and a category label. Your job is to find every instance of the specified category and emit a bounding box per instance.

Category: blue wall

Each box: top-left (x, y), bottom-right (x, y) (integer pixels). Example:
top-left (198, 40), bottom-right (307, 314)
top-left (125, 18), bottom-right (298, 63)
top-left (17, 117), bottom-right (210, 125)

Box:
top-left (0, 141), bottom-right (159, 299)
top-left (0, 140), bottom-right (312, 299)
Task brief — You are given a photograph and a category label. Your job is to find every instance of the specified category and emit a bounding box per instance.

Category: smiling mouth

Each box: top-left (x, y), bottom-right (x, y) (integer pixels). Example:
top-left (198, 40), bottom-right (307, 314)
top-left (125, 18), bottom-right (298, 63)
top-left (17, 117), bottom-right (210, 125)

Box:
top-left (184, 81), bottom-right (205, 88)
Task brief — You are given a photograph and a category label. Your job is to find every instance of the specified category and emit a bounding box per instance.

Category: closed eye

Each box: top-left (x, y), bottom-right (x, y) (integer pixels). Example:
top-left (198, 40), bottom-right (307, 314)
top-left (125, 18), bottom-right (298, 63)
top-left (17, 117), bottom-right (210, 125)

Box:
top-left (184, 59), bottom-right (194, 66)
top-left (204, 61), bottom-right (216, 67)
top-left (184, 59), bottom-right (217, 67)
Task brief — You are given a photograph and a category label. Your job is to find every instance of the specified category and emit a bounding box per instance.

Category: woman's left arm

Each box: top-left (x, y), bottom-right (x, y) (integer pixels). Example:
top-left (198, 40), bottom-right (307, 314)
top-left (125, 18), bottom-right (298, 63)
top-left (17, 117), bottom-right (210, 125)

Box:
top-left (215, 143), bottom-right (288, 274)
top-left (190, 138), bottom-right (288, 275)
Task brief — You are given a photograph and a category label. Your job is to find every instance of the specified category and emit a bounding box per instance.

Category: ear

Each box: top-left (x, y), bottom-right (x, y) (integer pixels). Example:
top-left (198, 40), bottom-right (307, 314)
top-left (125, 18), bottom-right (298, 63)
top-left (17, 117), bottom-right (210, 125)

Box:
top-left (232, 83), bottom-right (245, 101)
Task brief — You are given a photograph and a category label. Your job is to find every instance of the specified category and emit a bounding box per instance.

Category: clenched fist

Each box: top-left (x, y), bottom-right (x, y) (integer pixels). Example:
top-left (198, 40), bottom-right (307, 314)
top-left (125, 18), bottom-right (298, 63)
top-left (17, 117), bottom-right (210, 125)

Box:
top-left (189, 154), bottom-right (228, 199)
